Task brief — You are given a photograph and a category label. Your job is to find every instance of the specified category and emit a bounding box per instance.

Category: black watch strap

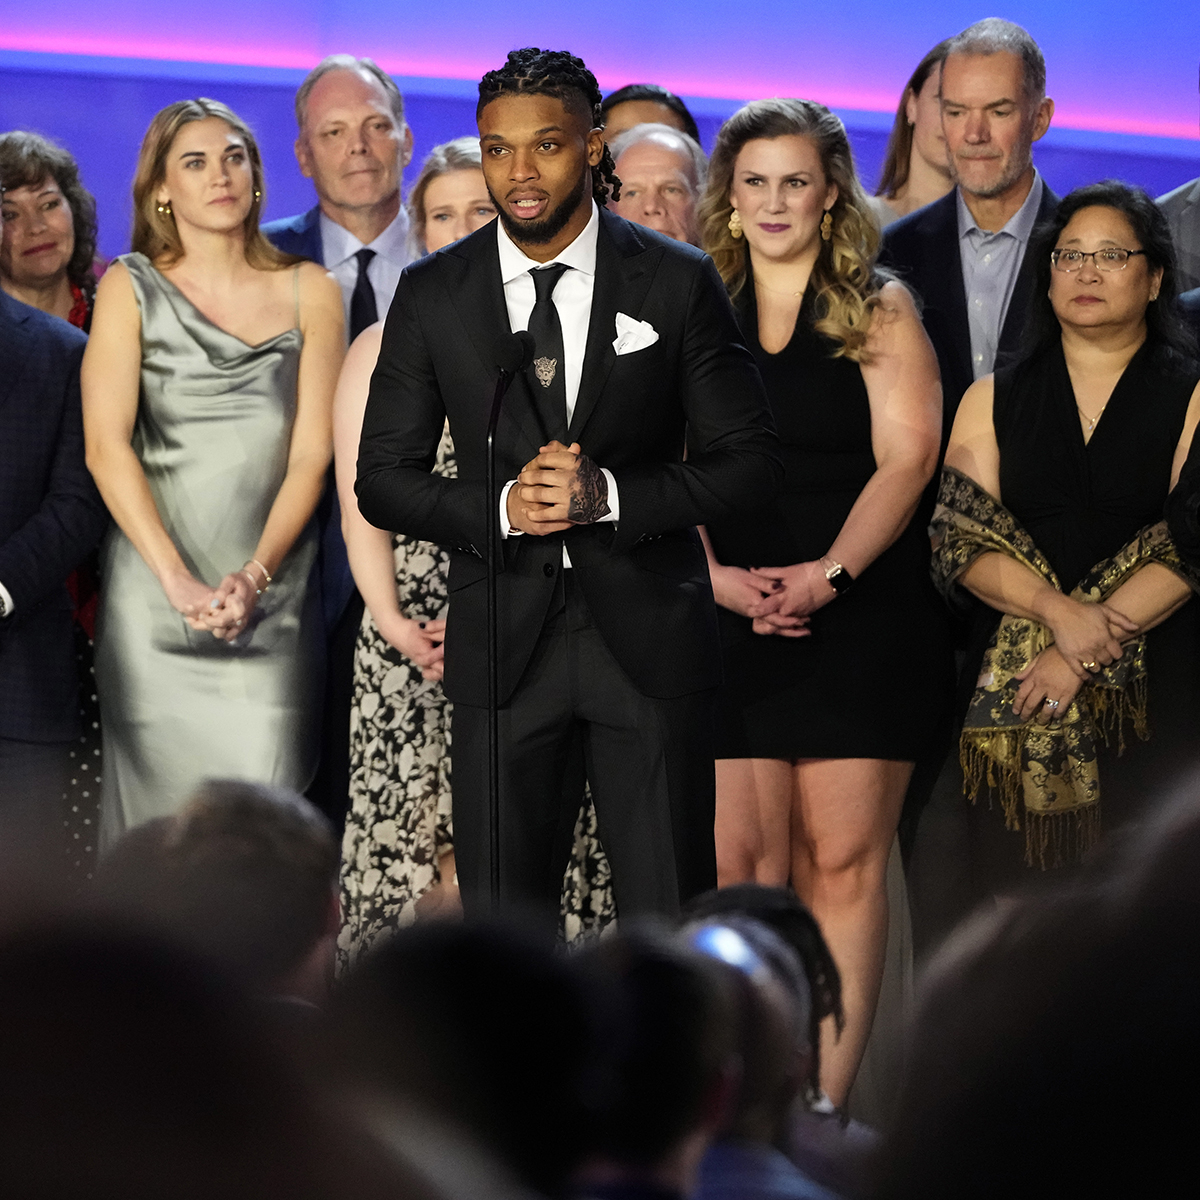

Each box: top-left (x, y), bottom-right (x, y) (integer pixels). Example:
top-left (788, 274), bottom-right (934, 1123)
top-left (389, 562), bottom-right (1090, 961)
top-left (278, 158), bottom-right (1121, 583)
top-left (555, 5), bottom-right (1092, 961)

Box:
top-left (822, 559), bottom-right (854, 595)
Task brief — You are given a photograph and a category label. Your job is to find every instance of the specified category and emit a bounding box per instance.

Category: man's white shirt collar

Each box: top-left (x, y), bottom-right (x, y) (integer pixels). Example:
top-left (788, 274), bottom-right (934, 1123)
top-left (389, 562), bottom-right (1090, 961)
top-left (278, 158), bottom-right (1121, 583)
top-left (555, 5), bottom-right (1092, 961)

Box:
top-left (319, 205), bottom-right (412, 269)
top-left (496, 200), bottom-right (599, 284)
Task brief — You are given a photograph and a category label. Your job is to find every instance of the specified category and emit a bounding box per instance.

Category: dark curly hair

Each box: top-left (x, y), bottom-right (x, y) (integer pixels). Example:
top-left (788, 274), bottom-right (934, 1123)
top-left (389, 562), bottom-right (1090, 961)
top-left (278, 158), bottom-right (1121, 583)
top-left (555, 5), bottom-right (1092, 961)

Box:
top-left (477, 47), bottom-right (621, 205)
top-left (0, 130), bottom-right (99, 295)
top-left (1024, 180), bottom-right (1198, 365)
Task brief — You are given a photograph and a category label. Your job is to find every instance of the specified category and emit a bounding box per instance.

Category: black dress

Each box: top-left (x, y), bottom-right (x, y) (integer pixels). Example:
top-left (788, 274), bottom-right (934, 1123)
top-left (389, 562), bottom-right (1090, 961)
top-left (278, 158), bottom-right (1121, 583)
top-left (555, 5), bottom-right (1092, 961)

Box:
top-left (707, 287), bottom-right (953, 762)
top-left (989, 338), bottom-right (1200, 827)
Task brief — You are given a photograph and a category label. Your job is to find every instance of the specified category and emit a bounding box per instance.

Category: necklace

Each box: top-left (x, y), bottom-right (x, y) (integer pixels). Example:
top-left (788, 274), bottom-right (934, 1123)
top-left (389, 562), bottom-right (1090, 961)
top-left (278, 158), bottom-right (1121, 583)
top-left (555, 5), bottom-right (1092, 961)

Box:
top-left (754, 278), bottom-right (804, 299)
top-left (1076, 399), bottom-right (1109, 433)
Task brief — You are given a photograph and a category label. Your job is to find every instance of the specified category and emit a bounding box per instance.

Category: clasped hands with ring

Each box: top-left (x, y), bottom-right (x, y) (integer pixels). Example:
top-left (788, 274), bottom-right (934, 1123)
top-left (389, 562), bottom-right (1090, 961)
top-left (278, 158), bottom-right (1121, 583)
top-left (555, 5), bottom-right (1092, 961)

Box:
top-left (169, 561), bottom-right (267, 642)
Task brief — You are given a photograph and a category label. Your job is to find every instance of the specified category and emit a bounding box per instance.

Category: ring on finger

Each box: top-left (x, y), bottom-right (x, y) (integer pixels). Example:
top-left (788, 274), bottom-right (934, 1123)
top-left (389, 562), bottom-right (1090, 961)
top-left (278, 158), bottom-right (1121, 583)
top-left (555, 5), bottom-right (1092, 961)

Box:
top-left (1044, 697), bottom-right (1060, 711)
top-left (1081, 660), bottom-right (1099, 672)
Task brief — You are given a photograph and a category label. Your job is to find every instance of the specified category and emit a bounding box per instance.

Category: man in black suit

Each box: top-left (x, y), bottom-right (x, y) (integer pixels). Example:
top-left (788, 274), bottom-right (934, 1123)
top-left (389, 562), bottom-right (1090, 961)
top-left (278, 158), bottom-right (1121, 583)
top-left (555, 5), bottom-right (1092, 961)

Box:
top-left (880, 18), bottom-right (1058, 445)
top-left (262, 54), bottom-right (415, 830)
top-left (357, 48), bottom-right (780, 918)
top-left (0, 289), bottom-right (108, 870)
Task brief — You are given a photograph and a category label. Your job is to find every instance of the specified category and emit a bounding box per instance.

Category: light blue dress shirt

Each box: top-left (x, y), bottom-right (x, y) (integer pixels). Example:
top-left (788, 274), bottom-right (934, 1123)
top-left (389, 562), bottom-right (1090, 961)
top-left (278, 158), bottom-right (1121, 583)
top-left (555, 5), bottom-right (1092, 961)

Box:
top-left (957, 173), bottom-right (1044, 378)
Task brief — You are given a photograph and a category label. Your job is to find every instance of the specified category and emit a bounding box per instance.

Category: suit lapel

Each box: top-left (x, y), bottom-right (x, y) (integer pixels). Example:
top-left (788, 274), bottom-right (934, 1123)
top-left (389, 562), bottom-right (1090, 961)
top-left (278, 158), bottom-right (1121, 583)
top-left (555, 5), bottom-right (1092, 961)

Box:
top-left (923, 194), bottom-right (973, 390)
top-left (998, 186), bottom-right (1060, 359)
top-left (444, 230), bottom-right (546, 458)
top-left (568, 211), bottom-right (656, 443)
top-left (0, 292), bottom-right (32, 410)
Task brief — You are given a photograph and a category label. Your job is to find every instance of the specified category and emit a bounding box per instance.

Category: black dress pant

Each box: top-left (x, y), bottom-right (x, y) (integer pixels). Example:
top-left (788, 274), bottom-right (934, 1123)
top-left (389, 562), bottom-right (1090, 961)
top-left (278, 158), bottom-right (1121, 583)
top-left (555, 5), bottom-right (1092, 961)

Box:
top-left (451, 571), bottom-right (717, 920)
top-left (0, 737), bottom-right (70, 882)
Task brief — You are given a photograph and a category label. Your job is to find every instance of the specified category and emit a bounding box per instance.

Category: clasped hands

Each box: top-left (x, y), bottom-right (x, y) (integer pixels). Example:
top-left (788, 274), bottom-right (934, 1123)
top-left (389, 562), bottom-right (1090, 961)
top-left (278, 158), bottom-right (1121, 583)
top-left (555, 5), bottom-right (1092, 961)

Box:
top-left (162, 565), bottom-right (264, 642)
top-left (1013, 592), bottom-right (1140, 726)
top-left (712, 559), bottom-right (837, 637)
top-left (506, 441), bottom-right (610, 536)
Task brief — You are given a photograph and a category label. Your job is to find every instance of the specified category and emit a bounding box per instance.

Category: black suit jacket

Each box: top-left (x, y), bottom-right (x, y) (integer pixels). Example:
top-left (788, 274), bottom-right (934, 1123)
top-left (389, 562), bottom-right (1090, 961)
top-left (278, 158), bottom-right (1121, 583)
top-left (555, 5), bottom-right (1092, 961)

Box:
top-left (880, 183), bottom-right (1060, 441)
top-left (356, 208), bottom-right (781, 706)
top-left (0, 290), bottom-right (109, 741)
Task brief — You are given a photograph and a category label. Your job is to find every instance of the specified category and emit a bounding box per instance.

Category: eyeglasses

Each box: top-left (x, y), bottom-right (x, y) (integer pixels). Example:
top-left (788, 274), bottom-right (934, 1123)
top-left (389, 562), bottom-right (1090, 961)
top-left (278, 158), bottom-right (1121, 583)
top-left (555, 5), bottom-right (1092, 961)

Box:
top-left (1050, 247), bottom-right (1147, 273)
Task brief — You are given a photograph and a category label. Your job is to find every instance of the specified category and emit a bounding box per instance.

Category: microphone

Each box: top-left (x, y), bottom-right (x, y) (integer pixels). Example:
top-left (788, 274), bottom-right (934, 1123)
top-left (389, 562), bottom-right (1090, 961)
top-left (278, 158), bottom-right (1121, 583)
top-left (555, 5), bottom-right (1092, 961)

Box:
top-left (495, 329), bottom-right (536, 377)
top-left (484, 328), bottom-right (535, 908)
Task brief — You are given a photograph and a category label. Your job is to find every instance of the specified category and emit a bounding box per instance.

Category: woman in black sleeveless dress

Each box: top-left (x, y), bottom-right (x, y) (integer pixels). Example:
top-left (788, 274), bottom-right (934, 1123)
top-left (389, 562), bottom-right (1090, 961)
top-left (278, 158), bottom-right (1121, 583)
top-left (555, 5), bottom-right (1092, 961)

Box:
top-left (940, 182), bottom-right (1200, 899)
top-left (698, 99), bottom-right (952, 1103)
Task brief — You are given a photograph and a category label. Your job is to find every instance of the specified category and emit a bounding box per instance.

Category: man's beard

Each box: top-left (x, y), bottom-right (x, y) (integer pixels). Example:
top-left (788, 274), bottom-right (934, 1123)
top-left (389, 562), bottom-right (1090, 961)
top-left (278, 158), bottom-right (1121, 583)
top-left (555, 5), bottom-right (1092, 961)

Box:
top-left (492, 170), bottom-right (588, 246)
top-left (951, 137), bottom-right (1033, 200)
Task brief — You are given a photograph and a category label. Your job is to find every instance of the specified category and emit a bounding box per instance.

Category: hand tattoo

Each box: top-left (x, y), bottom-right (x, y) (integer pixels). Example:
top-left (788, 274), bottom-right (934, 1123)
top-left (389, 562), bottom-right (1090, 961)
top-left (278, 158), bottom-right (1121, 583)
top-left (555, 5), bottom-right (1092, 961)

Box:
top-left (567, 454), bottom-right (611, 524)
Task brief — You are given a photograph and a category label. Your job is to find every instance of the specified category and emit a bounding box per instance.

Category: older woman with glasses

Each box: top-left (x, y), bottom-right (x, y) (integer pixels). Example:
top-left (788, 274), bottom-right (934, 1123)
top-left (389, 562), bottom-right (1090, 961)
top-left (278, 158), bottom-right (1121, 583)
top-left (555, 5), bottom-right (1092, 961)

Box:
top-left (937, 181), bottom-right (1200, 902)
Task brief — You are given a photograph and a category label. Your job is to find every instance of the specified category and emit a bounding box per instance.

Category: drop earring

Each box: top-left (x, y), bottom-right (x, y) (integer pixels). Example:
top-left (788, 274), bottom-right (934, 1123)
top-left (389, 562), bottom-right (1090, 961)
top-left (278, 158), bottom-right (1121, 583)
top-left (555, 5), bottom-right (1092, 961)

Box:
top-left (821, 210), bottom-right (833, 242)
top-left (253, 190), bottom-right (261, 201)
top-left (156, 201), bottom-right (172, 216)
top-left (728, 209), bottom-right (744, 239)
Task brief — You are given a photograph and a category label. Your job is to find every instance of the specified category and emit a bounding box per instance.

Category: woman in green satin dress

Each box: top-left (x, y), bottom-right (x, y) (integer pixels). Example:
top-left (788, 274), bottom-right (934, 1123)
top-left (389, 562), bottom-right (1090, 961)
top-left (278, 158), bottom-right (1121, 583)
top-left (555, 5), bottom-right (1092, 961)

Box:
top-left (82, 99), bottom-right (344, 845)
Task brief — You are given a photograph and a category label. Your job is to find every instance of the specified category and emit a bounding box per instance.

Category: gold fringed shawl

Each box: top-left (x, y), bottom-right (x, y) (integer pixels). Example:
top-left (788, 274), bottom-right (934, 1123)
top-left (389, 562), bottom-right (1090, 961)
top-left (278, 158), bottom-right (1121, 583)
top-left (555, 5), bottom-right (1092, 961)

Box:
top-left (931, 466), bottom-right (1199, 868)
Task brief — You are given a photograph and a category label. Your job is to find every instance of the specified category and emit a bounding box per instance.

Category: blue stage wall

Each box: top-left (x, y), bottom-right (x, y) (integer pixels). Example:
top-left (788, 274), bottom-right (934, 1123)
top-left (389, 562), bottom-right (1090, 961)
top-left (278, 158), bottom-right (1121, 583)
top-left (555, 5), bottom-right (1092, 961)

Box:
top-left (3, 49), bottom-right (1199, 262)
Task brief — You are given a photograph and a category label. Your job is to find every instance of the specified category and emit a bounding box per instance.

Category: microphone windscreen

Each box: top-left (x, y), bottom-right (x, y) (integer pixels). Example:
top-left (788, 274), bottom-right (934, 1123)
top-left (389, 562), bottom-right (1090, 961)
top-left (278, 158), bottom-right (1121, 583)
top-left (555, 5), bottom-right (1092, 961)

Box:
top-left (495, 330), bottom-right (536, 375)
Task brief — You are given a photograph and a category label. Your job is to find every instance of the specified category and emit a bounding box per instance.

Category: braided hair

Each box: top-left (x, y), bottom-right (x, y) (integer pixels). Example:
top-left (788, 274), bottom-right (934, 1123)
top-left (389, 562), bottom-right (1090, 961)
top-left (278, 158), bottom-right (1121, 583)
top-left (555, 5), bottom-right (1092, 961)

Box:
top-left (477, 47), bottom-right (622, 205)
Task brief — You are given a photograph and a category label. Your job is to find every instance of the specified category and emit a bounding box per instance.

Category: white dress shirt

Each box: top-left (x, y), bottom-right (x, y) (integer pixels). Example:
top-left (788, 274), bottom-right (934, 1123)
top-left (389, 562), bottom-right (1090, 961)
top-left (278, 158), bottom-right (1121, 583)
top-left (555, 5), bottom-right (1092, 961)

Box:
top-left (320, 207), bottom-right (412, 337)
top-left (0, 581), bottom-right (13, 617)
top-left (495, 202), bottom-right (620, 561)
top-left (957, 172), bottom-right (1044, 378)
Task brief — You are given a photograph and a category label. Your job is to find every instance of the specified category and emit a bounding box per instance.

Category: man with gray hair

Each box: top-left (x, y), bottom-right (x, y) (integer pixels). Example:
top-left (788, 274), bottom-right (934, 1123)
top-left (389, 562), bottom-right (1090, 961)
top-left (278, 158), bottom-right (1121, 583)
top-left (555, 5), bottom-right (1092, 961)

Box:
top-left (609, 122), bottom-right (707, 246)
top-left (263, 56), bottom-right (416, 833)
top-left (880, 17), bottom-right (1058, 436)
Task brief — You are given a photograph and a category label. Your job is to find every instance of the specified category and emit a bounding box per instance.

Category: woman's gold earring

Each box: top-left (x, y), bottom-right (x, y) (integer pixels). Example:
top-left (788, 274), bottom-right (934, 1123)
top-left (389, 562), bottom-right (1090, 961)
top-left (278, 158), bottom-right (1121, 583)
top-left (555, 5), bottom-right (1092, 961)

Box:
top-left (821, 210), bottom-right (833, 242)
top-left (253, 190), bottom-right (261, 201)
top-left (156, 201), bottom-right (172, 216)
top-left (728, 209), bottom-right (744, 240)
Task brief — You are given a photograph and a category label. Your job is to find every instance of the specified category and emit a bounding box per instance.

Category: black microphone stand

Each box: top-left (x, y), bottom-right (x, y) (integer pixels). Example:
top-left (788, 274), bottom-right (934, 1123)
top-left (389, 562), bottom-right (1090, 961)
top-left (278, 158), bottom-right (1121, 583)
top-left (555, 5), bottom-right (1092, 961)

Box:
top-left (485, 331), bottom-right (535, 908)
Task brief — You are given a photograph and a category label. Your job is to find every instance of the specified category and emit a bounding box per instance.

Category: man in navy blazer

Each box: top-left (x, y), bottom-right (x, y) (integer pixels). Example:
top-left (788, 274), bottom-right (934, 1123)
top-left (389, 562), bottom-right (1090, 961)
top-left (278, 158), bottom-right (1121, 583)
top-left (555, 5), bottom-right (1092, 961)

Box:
top-left (0, 289), bottom-right (108, 867)
top-left (880, 18), bottom-right (1058, 446)
top-left (262, 54), bottom-right (414, 828)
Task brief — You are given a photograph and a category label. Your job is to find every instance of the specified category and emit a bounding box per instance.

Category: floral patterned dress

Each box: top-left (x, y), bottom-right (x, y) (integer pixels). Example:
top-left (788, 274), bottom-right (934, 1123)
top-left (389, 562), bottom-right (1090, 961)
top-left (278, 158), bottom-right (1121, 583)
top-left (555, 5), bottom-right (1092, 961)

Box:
top-left (338, 427), bottom-right (615, 967)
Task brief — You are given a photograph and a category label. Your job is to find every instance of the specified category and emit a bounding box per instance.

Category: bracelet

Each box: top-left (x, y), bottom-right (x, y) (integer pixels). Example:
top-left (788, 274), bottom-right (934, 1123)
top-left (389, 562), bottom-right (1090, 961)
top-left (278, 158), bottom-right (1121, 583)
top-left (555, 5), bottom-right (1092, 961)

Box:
top-left (239, 569), bottom-right (263, 597)
top-left (242, 559), bottom-right (272, 594)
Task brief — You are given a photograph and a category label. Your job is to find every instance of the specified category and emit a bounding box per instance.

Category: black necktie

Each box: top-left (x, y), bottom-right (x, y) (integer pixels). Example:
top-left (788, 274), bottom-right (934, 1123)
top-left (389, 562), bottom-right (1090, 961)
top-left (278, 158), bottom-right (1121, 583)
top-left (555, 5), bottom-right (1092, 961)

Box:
top-left (526, 263), bottom-right (570, 443)
top-left (349, 247), bottom-right (378, 341)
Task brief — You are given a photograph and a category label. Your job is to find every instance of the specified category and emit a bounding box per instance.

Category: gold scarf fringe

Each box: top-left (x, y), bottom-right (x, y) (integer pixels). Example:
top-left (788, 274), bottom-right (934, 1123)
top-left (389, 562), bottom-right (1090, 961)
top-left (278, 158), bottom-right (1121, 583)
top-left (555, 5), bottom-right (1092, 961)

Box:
top-left (932, 466), bottom-right (1199, 869)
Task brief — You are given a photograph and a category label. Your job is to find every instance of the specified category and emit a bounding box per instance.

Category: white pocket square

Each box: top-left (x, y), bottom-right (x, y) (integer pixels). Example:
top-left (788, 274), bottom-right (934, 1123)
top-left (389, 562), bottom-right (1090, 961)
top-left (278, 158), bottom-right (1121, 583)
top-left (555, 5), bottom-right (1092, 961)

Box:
top-left (613, 312), bottom-right (659, 356)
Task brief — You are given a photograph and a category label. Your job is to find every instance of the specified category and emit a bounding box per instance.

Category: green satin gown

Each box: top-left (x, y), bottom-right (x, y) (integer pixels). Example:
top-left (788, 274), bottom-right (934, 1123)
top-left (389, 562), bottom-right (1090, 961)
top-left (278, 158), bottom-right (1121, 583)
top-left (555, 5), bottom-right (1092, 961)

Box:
top-left (96, 253), bottom-right (320, 847)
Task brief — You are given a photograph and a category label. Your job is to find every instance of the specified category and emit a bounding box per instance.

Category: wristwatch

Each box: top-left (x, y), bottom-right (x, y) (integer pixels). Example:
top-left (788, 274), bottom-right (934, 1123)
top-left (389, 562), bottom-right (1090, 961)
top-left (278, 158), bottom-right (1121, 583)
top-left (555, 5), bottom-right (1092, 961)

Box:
top-left (821, 557), bottom-right (854, 596)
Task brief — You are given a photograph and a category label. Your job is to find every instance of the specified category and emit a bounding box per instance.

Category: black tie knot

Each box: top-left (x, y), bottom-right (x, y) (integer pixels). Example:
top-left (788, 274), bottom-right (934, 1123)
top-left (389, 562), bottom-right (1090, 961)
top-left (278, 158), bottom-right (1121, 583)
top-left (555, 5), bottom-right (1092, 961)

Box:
top-left (355, 248), bottom-right (377, 272)
top-left (531, 262), bottom-right (570, 302)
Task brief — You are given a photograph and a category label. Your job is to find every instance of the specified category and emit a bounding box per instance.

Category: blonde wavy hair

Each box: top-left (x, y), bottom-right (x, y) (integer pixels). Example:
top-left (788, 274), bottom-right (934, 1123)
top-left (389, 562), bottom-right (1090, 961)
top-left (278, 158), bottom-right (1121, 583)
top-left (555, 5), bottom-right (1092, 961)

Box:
top-left (698, 98), bottom-right (883, 360)
top-left (131, 98), bottom-right (293, 270)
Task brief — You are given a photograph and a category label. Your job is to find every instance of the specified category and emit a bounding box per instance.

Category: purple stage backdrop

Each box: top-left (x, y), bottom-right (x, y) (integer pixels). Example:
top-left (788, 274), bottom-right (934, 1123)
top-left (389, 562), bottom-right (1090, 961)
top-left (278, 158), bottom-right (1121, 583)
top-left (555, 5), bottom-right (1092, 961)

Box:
top-left (2, 2), bottom-right (1198, 259)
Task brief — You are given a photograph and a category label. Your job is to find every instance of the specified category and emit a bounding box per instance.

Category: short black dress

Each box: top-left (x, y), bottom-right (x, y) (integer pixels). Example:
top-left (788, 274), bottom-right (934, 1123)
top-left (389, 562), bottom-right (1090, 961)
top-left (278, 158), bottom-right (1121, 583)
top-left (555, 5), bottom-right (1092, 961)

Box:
top-left (708, 287), bottom-right (953, 761)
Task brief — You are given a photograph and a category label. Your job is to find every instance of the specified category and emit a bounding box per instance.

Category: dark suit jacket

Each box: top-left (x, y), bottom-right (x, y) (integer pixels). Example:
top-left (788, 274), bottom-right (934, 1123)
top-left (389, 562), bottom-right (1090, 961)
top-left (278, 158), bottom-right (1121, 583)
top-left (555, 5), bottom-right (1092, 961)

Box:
top-left (1159, 176), bottom-right (1200, 293)
top-left (1180, 287), bottom-right (1200, 347)
top-left (0, 290), bottom-right (109, 741)
top-left (357, 208), bottom-right (781, 707)
top-left (880, 183), bottom-right (1060, 441)
top-left (261, 206), bottom-right (324, 266)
